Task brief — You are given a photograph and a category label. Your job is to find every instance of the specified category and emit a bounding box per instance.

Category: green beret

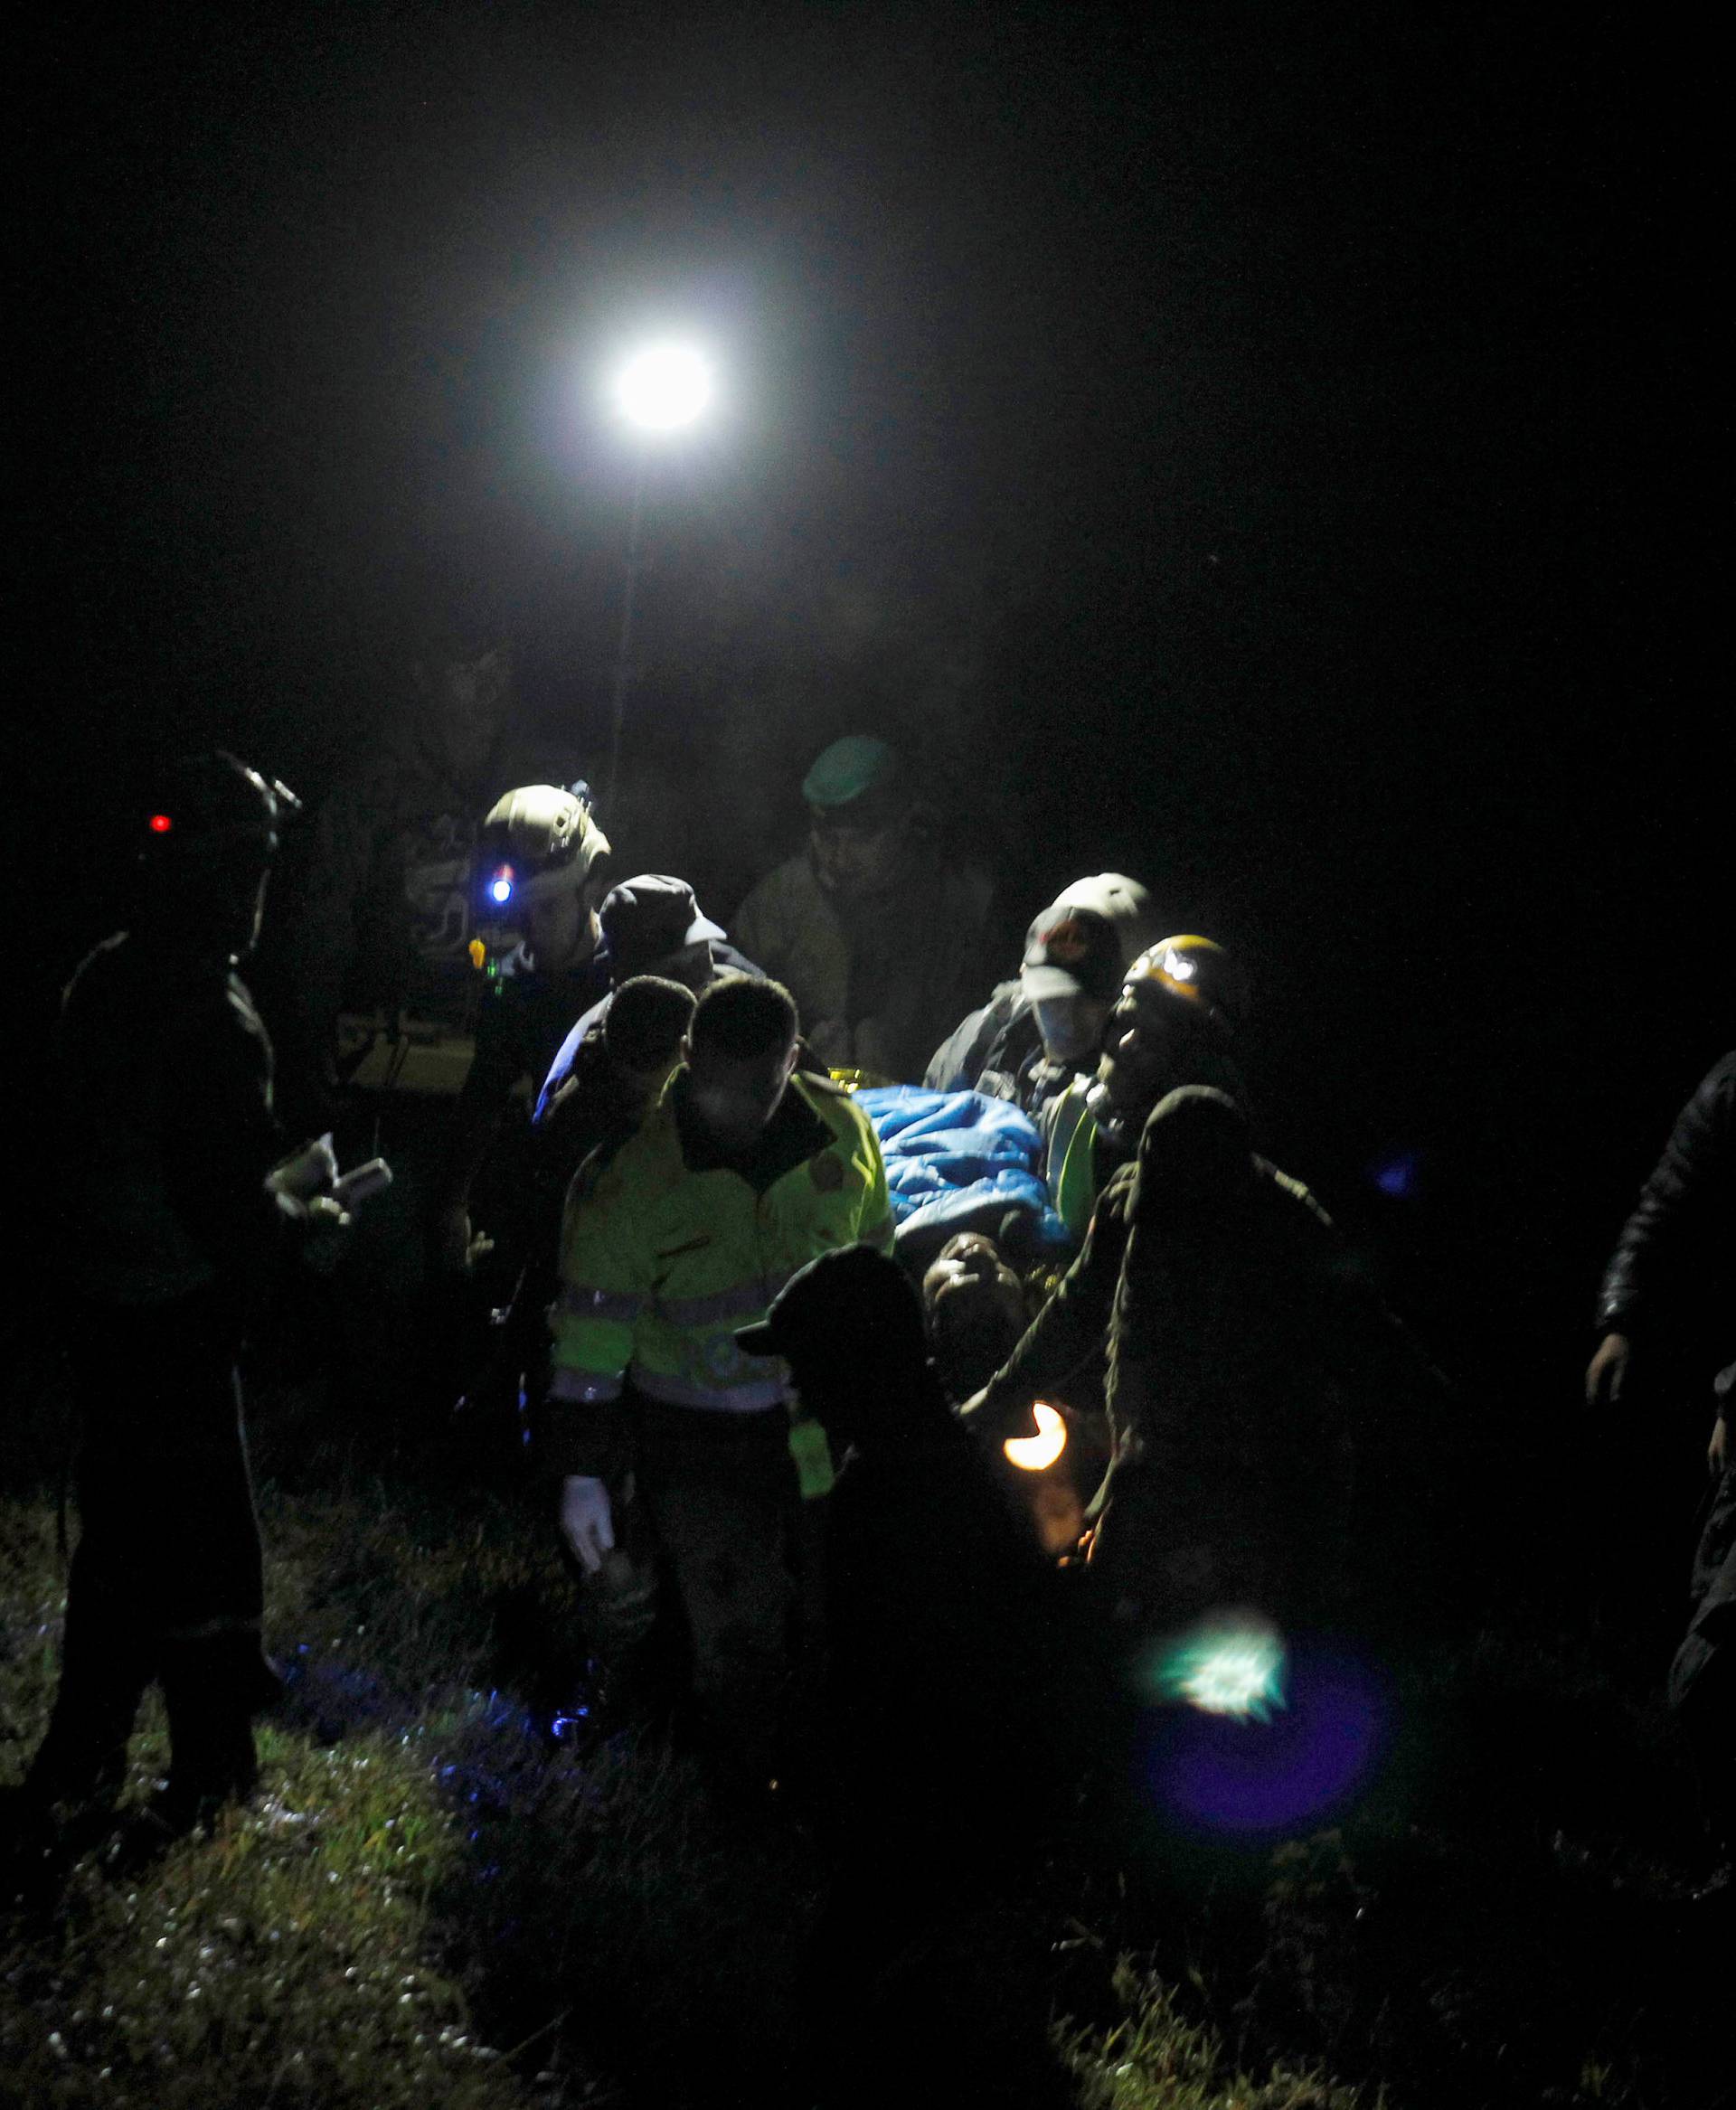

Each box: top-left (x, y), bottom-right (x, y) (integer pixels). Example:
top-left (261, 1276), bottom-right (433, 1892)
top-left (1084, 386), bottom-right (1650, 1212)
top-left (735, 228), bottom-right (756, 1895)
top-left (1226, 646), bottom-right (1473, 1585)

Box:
top-left (801, 735), bottom-right (901, 811)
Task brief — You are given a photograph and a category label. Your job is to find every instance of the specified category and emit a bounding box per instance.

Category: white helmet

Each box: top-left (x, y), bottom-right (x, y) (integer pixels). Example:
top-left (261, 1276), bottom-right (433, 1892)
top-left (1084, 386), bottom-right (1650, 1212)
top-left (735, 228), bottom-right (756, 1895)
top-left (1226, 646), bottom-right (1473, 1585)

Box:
top-left (478, 785), bottom-right (611, 910)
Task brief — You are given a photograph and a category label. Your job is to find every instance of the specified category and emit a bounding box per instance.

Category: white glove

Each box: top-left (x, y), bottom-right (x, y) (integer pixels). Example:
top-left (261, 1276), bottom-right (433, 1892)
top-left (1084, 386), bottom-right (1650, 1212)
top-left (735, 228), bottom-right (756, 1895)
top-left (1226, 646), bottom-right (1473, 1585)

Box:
top-left (560, 1475), bottom-right (616, 1574)
top-left (266, 1134), bottom-right (343, 1223)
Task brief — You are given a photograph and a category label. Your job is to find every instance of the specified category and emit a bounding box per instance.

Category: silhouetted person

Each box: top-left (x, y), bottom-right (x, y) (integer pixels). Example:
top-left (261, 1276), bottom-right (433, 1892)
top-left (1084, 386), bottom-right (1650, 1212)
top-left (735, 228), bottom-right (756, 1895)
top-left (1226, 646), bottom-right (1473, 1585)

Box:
top-left (1590, 1050), bottom-right (1736, 1891)
top-left (5, 755), bottom-right (350, 1888)
top-left (738, 1242), bottom-right (1075, 2110)
top-left (967, 1088), bottom-right (1432, 1647)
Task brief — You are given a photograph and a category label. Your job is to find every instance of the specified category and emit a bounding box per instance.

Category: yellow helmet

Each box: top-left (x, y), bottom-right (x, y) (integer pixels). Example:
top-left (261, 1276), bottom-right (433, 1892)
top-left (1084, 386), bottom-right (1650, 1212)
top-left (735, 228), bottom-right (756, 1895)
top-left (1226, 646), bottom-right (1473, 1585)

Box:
top-left (1123, 936), bottom-right (1249, 1036)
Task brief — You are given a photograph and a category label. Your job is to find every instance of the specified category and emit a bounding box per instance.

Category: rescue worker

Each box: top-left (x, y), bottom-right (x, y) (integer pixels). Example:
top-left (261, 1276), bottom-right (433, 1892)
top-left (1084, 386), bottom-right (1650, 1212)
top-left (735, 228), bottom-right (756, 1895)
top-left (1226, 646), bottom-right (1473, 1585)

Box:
top-left (925, 873), bottom-right (1163, 1127)
top-left (1588, 1050), bottom-right (1736, 1893)
top-left (477, 977), bottom-right (701, 1455)
top-left (4, 755), bottom-right (350, 1883)
top-left (533, 873), bottom-right (760, 1126)
top-left (964, 1088), bottom-right (1399, 1642)
top-left (430, 783), bottom-right (612, 1274)
top-left (730, 733), bottom-right (995, 1081)
top-left (260, 575), bottom-right (581, 1131)
top-left (539, 975), bottom-right (701, 1193)
top-left (541, 977), bottom-right (893, 1765)
top-left (1044, 934), bottom-right (1250, 1241)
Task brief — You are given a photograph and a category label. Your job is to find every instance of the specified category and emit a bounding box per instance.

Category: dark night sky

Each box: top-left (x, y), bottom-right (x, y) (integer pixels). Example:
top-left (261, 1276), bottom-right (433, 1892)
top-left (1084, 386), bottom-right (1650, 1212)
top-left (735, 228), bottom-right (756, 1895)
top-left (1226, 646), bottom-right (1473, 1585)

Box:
top-left (14, 4), bottom-right (1723, 1362)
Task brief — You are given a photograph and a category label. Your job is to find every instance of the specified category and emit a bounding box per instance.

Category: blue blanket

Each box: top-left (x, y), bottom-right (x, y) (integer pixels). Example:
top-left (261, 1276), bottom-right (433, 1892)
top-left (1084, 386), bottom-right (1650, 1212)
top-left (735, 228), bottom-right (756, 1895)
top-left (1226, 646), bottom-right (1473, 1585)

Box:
top-left (856, 1087), bottom-right (1071, 1251)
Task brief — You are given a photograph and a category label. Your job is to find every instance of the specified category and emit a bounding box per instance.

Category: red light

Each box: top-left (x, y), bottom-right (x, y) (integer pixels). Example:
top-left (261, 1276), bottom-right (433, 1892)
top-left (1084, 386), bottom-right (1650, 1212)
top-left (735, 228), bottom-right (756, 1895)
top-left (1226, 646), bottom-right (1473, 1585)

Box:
top-left (148, 813), bottom-right (174, 834)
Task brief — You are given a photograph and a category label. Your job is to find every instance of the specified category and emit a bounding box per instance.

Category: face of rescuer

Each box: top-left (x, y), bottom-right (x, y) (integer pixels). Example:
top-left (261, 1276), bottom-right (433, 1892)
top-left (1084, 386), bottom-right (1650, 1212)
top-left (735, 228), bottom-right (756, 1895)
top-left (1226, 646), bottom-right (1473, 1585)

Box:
top-left (682, 1031), bottom-right (800, 1157)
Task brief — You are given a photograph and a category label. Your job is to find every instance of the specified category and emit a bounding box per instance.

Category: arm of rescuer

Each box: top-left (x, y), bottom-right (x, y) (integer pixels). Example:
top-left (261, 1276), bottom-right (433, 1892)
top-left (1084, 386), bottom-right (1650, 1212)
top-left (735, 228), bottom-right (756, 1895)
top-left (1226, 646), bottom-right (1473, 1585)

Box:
top-left (958, 1170), bottom-right (1134, 1439)
top-left (542, 1142), bottom-right (652, 1570)
top-left (845, 1088), bottom-right (898, 1254)
top-left (429, 1000), bottom-right (523, 1272)
top-left (1587, 1052), bottom-right (1736, 1409)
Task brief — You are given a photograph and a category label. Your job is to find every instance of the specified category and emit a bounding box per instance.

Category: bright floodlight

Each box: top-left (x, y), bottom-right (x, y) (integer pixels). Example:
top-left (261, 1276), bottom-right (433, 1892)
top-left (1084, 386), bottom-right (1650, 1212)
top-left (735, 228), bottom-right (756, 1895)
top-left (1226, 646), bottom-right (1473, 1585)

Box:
top-left (616, 344), bottom-right (712, 432)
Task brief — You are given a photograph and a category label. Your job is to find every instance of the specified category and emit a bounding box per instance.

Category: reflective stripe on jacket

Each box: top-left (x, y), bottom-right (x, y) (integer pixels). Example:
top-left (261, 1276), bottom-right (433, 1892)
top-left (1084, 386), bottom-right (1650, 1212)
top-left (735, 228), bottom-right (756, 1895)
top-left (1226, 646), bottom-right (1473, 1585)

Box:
top-left (549, 1070), bottom-right (895, 1418)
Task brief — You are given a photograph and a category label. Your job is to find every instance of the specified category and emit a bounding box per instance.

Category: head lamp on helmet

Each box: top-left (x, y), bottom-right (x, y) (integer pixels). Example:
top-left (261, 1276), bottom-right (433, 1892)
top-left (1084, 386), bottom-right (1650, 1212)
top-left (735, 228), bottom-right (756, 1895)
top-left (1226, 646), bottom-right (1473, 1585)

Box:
top-left (478, 785), bottom-right (610, 911)
top-left (1123, 936), bottom-right (1248, 1037)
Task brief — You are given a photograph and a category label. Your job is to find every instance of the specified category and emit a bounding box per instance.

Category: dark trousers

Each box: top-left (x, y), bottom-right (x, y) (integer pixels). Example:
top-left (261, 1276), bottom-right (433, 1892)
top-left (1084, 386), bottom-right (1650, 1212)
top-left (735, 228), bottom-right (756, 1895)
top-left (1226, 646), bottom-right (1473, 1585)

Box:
top-left (28, 1291), bottom-right (277, 1805)
top-left (1671, 1465), bottom-right (1736, 1861)
top-left (580, 1403), bottom-right (803, 1764)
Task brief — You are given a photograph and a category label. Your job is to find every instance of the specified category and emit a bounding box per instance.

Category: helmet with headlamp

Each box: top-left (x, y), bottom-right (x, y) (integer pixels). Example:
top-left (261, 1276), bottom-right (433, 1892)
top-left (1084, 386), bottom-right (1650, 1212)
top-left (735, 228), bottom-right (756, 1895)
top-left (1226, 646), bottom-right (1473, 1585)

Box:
top-left (1121, 935), bottom-right (1249, 1038)
top-left (476, 785), bottom-right (610, 914)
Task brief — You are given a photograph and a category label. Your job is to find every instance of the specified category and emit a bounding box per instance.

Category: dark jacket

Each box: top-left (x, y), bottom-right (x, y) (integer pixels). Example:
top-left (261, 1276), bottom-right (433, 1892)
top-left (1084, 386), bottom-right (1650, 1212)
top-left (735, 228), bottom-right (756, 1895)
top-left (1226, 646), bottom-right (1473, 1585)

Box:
top-left (977, 1090), bottom-right (1440, 1631)
top-left (52, 933), bottom-right (284, 1308)
top-left (1596, 1052), bottom-right (1736, 1341)
top-left (924, 980), bottom-right (1082, 1128)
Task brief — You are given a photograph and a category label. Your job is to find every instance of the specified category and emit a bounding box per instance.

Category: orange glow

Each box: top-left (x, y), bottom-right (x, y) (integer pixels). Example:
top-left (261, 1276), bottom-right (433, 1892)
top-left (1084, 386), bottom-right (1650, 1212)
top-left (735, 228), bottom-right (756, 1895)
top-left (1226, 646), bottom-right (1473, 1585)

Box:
top-left (1004, 1400), bottom-right (1067, 1472)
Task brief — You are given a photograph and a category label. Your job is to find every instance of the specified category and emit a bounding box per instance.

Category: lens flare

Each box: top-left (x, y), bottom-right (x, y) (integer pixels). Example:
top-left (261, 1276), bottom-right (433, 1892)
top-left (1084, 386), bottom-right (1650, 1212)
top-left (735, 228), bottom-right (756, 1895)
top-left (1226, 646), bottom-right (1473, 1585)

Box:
top-left (1136, 1628), bottom-right (1387, 1835)
top-left (1004, 1400), bottom-right (1067, 1472)
top-left (1152, 1617), bottom-right (1287, 1721)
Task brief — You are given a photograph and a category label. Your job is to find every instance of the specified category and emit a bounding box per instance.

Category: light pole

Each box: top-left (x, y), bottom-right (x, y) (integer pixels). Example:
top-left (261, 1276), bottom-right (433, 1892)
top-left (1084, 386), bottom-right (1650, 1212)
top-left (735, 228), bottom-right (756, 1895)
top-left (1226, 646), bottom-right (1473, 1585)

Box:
top-left (605, 344), bottom-right (713, 807)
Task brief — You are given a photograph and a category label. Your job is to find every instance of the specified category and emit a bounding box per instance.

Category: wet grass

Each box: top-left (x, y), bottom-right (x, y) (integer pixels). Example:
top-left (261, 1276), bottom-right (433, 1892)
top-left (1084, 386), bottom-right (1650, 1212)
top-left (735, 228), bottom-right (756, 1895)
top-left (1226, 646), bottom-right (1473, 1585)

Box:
top-left (1, 1362), bottom-right (1723, 2108)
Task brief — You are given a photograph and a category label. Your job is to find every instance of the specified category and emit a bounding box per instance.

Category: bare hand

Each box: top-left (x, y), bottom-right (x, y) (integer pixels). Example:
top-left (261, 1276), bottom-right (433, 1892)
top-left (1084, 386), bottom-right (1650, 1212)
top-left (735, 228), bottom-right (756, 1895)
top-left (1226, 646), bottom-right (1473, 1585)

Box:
top-left (1585, 1331), bottom-right (1632, 1408)
top-left (431, 1206), bottom-right (486, 1276)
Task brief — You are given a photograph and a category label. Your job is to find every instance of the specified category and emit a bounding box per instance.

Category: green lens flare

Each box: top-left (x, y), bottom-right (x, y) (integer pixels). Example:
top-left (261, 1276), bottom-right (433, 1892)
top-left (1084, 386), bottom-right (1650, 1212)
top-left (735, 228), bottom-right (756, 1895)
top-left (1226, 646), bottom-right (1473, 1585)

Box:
top-left (1149, 1619), bottom-right (1288, 1721)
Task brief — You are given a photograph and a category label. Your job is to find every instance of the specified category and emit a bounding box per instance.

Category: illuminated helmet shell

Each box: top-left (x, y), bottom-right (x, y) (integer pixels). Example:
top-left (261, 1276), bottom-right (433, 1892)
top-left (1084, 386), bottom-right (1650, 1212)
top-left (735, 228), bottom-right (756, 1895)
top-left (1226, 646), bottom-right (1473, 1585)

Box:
top-left (478, 786), bottom-right (610, 908)
top-left (1123, 935), bottom-right (1248, 1037)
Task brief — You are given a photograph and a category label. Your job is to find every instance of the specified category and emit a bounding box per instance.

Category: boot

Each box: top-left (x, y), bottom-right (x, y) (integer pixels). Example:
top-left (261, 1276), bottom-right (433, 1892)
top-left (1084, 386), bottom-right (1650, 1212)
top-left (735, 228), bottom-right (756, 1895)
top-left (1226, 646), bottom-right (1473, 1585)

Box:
top-left (159, 1634), bottom-right (278, 1812)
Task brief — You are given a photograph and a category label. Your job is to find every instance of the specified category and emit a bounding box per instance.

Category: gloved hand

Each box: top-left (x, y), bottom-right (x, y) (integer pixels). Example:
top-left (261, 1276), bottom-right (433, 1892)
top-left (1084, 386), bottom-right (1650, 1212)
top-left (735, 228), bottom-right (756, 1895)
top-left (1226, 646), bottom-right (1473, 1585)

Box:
top-left (559, 1475), bottom-right (616, 1574)
top-left (266, 1135), bottom-right (346, 1225)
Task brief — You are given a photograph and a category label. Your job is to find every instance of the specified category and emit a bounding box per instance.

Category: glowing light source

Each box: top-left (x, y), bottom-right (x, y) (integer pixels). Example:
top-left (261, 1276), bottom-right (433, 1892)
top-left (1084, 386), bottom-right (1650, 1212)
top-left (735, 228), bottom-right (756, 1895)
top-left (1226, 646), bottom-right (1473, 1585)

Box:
top-left (1004, 1400), bottom-right (1067, 1472)
top-left (488, 866), bottom-right (514, 906)
top-left (1153, 1618), bottom-right (1288, 1721)
top-left (615, 344), bottom-right (712, 432)
top-left (1371, 1149), bottom-right (1420, 1199)
top-left (148, 813), bottom-right (174, 834)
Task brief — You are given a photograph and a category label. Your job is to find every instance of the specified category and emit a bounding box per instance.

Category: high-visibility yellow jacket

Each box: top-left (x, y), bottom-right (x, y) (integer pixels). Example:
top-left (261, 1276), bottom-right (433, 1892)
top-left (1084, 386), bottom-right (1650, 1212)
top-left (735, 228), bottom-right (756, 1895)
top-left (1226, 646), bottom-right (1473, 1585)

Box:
top-left (547, 1069), bottom-right (894, 1450)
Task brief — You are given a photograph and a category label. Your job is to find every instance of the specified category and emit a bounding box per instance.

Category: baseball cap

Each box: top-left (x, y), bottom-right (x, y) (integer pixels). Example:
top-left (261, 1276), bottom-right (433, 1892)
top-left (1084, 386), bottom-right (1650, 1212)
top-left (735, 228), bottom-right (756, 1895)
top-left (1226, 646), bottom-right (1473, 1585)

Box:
top-left (600, 874), bottom-right (725, 979)
top-left (1020, 873), bottom-right (1161, 1003)
top-left (736, 1243), bottom-right (927, 1369)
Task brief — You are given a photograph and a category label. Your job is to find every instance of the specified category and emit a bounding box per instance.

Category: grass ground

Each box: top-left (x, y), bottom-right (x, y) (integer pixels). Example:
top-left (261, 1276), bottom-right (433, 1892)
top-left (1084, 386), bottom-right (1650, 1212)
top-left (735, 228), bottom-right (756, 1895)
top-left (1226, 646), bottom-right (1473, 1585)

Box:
top-left (1, 1341), bottom-right (1724, 2108)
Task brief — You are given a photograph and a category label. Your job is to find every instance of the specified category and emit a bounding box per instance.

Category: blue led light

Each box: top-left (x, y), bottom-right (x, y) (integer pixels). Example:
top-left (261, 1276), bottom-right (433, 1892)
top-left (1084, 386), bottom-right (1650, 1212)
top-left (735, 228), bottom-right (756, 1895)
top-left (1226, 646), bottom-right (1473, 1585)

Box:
top-left (489, 876), bottom-right (513, 905)
top-left (1371, 1149), bottom-right (1420, 1199)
